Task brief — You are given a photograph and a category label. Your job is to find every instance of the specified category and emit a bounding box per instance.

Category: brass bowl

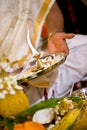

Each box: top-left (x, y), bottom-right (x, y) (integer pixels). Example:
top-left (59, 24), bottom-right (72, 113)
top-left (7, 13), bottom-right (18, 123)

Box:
top-left (14, 53), bottom-right (65, 85)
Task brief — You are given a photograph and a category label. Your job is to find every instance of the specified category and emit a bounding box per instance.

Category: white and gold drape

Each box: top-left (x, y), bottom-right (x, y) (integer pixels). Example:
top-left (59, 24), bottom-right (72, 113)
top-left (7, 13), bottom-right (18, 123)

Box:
top-left (0, 0), bottom-right (55, 62)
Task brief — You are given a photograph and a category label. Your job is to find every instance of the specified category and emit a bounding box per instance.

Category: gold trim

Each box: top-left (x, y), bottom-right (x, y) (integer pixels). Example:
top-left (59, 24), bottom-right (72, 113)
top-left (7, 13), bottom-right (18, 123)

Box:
top-left (31, 0), bottom-right (52, 46)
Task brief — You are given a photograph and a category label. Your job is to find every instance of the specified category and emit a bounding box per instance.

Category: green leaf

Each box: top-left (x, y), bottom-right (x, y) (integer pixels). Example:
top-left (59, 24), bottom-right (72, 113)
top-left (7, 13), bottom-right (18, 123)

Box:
top-left (0, 116), bottom-right (14, 130)
top-left (14, 98), bottom-right (60, 123)
top-left (6, 120), bottom-right (14, 130)
top-left (0, 96), bottom-right (83, 126)
top-left (14, 96), bottom-right (83, 124)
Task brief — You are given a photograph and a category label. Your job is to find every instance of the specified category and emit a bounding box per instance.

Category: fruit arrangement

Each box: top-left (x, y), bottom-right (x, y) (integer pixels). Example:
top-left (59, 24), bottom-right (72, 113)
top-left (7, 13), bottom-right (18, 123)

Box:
top-left (31, 96), bottom-right (87, 130)
top-left (0, 66), bottom-right (87, 130)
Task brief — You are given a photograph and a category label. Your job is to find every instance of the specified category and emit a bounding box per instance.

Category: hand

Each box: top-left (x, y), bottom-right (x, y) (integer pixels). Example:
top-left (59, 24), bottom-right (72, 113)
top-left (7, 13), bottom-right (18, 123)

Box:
top-left (48, 32), bottom-right (75, 55)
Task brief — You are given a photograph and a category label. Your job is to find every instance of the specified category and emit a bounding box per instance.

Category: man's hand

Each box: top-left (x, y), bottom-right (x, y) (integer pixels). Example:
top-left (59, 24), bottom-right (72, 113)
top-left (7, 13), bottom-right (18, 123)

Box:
top-left (48, 32), bottom-right (75, 55)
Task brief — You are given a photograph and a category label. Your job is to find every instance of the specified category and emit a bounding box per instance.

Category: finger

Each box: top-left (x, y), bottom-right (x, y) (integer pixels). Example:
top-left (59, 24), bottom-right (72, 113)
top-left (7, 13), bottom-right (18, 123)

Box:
top-left (48, 40), bottom-right (69, 55)
top-left (61, 33), bottom-right (75, 39)
top-left (54, 32), bottom-right (75, 39)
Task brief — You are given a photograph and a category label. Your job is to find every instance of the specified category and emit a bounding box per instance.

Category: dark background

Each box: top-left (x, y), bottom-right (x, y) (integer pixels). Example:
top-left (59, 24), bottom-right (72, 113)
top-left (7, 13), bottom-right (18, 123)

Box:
top-left (56, 0), bottom-right (87, 34)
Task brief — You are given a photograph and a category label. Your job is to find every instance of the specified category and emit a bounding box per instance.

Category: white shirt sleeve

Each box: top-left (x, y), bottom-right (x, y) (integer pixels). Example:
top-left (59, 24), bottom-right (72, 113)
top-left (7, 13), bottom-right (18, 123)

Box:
top-left (47, 34), bottom-right (87, 98)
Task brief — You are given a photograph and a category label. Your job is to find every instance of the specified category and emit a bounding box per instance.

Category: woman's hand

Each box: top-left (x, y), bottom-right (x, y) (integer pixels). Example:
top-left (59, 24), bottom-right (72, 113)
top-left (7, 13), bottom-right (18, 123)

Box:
top-left (48, 32), bottom-right (75, 55)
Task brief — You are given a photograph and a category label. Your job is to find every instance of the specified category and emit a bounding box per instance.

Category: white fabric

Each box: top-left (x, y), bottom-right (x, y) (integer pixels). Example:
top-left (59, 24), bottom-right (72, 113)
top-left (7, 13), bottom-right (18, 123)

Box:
top-left (0, 0), bottom-right (55, 105)
top-left (24, 34), bottom-right (87, 105)
top-left (0, 0), bottom-right (31, 61)
top-left (0, 0), bottom-right (55, 62)
top-left (47, 34), bottom-right (87, 98)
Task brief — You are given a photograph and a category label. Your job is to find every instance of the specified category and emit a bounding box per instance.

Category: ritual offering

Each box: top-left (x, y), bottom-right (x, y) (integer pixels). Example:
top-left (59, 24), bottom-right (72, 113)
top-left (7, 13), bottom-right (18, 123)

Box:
top-left (1, 1), bottom-right (87, 129)
top-left (15, 88), bottom-right (87, 130)
top-left (0, 69), bottom-right (87, 130)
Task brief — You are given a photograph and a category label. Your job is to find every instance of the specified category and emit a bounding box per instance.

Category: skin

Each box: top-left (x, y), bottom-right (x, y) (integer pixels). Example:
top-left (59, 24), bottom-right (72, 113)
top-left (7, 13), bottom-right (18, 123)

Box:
top-left (46, 1), bottom-right (64, 33)
top-left (46, 2), bottom-right (75, 56)
top-left (48, 32), bottom-right (75, 55)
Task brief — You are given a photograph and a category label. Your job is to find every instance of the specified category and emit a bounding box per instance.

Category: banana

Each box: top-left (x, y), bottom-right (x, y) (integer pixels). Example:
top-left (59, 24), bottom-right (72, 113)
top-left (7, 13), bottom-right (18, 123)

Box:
top-left (73, 109), bottom-right (87, 130)
top-left (52, 108), bottom-right (81, 130)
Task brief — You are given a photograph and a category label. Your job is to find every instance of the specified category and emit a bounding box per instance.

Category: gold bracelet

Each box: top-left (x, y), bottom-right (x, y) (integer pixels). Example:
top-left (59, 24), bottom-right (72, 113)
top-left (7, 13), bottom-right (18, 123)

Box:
top-left (48, 32), bottom-right (54, 42)
top-left (48, 31), bottom-right (58, 41)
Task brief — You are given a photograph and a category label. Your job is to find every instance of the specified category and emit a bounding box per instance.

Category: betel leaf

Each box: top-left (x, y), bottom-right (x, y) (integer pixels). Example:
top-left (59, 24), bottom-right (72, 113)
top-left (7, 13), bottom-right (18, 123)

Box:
top-left (14, 98), bottom-right (61, 123)
top-left (14, 96), bottom-right (83, 123)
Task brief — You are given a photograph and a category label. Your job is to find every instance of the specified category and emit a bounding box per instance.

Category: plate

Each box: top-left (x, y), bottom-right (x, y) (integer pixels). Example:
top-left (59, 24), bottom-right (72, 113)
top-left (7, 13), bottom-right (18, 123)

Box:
top-left (14, 53), bottom-right (65, 84)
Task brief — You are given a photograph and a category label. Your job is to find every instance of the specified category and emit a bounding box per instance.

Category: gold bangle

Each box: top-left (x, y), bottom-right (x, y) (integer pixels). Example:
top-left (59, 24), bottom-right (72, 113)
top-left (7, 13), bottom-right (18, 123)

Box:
top-left (48, 31), bottom-right (58, 41)
top-left (48, 32), bottom-right (54, 41)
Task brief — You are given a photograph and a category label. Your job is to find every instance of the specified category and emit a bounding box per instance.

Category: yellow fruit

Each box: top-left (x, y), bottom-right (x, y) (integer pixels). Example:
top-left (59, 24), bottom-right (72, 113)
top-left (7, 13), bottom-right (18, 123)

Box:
top-left (52, 108), bottom-right (81, 130)
top-left (0, 91), bottom-right (29, 118)
top-left (73, 109), bottom-right (87, 130)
